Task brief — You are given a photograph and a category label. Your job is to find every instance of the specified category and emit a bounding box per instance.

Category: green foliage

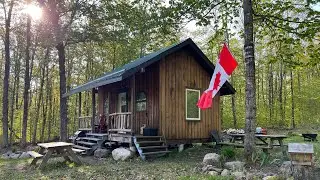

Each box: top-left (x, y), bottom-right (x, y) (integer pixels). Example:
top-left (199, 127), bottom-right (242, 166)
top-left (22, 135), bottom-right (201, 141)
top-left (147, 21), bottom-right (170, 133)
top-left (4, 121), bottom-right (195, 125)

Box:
top-left (220, 147), bottom-right (236, 160)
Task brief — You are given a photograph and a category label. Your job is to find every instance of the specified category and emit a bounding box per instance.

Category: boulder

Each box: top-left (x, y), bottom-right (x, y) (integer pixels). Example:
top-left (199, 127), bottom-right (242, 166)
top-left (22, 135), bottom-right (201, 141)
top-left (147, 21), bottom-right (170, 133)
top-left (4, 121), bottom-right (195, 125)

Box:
top-left (202, 165), bottom-right (222, 173)
top-left (94, 148), bottom-right (110, 158)
top-left (280, 161), bottom-right (315, 179)
top-left (203, 153), bottom-right (220, 165)
top-left (221, 169), bottom-right (231, 176)
top-left (224, 161), bottom-right (245, 171)
top-left (231, 171), bottom-right (245, 179)
top-left (9, 153), bottom-right (20, 159)
top-left (19, 152), bottom-right (31, 159)
top-left (112, 148), bottom-right (133, 161)
top-left (208, 171), bottom-right (219, 176)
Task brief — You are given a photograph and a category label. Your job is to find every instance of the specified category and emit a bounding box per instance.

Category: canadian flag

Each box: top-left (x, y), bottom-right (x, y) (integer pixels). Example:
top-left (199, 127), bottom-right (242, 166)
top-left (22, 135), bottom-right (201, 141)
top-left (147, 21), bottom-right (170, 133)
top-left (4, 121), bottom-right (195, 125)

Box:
top-left (197, 43), bottom-right (238, 109)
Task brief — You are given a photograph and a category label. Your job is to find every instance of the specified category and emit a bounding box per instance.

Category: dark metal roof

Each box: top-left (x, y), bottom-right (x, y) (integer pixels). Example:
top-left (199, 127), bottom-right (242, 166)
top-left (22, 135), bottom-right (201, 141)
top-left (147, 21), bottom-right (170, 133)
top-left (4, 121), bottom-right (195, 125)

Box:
top-left (63, 38), bottom-right (235, 97)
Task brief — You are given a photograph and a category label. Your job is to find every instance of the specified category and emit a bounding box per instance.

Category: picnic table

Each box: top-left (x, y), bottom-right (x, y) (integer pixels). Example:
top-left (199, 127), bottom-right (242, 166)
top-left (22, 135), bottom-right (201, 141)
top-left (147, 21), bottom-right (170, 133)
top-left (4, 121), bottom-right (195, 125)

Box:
top-left (29, 142), bottom-right (82, 168)
top-left (227, 134), bottom-right (288, 155)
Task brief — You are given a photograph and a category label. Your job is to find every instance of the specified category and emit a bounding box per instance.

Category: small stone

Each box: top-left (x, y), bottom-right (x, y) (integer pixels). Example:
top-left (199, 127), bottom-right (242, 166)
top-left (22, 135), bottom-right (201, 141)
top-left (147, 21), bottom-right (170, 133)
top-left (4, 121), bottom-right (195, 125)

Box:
top-left (231, 171), bottom-right (245, 179)
top-left (221, 169), bottom-right (231, 176)
top-left (224, 161), bottom-right (245, 171)
top-left (19, 152), bottom-right (31, 159)
top-left (208, 171), bottom-right (219, 176)
top-left (178, 144), bottom-right (184, 152)
top-left (263, 176), bottom-right (279, 180)
top-left (203, 153), bottom-right (220, 165)
top-left (94, 148), bottom-right (110, 158)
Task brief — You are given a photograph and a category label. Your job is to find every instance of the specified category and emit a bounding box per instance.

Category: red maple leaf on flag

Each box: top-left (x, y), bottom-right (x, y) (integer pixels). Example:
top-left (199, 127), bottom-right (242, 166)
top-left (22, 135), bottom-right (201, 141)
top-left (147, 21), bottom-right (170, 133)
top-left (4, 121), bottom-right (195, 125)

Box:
top-left (213, 72), bottom-right (221, 90)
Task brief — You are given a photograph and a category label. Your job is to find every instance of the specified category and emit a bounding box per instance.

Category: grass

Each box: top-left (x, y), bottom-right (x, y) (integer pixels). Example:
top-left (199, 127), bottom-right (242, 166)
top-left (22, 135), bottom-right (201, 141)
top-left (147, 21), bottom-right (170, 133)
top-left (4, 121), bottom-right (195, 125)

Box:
top-left (0, 145), bottom-right (227, 180)
top-left (0, 132), bottom-right (319, 180)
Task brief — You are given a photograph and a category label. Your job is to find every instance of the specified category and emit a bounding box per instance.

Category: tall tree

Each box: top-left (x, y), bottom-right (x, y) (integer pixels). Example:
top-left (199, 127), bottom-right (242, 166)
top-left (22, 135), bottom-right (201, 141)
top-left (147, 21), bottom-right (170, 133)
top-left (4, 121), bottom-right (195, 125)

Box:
top-left (243, 0), bottom-right (256, 161)
top-left (21, 1), bottom-right (32, 147)
top-left (1, 0), bottom-right (15, 147)
top-left (38, 0), bottom-right (79, 141)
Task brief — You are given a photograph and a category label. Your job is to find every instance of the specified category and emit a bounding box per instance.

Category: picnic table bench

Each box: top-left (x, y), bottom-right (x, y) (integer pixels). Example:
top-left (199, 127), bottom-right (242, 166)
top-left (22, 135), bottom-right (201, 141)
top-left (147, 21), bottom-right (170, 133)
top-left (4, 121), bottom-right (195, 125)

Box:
top-left (28, 142), bottom-right (82, 168)
top-left (211, 131), bottom-right (287, 155)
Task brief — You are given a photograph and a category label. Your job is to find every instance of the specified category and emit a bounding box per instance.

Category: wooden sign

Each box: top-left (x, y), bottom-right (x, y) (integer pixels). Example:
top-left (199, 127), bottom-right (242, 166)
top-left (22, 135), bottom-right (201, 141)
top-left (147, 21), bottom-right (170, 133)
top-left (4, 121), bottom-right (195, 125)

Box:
top-left (288, 143), bottom-right (314, 166)
top-left (288, 143), bottom-right (314, 153)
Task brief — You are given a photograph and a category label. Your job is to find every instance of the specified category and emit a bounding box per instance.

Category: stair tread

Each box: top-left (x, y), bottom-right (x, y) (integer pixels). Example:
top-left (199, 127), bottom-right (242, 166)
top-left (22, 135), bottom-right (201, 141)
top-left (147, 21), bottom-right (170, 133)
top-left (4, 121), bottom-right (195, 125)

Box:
top-left (73, 145), bottom-right (92, 150)
top-left (137, 141), bottom-right (164, 144)
top-left (80, 137), bottom-right (102, 141)
top-left (72, 148), bottom-right (85, 153)
top-left (135, 136), bottom-right (162, 138)
top-left (86, 133), bottom-right (108, 137)
top-left (77, 141), bottom-right (96, 146)
top-left (142, 151), bottom-right (170, 155)
top-left (140, 146), bottom-right (168, 149)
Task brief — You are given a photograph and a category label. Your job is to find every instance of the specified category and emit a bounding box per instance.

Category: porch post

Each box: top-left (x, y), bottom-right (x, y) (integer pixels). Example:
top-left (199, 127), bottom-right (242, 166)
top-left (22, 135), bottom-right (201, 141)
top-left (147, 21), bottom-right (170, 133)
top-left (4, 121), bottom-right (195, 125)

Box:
top-left (78, 92), bottom-right (81, 129)
top-left (91, 88), bottom-right (96, 133)
top-left (131, 74), bottom-right (136, 133)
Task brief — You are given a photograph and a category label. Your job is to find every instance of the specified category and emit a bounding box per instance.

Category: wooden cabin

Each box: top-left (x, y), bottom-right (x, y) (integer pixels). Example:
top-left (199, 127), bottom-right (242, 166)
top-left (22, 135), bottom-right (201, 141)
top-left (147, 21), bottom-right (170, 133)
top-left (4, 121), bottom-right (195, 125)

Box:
top-left (65, 38), bottom-right (235, 156)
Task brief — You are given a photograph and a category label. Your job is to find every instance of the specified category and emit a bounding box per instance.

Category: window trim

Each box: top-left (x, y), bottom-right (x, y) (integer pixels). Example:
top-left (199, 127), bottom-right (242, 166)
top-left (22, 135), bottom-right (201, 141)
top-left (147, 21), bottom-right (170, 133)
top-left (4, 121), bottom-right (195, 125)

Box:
top-left (185, 88), bottom-right (201, 121)
top-left (136, 91), bottom-right (147, 112)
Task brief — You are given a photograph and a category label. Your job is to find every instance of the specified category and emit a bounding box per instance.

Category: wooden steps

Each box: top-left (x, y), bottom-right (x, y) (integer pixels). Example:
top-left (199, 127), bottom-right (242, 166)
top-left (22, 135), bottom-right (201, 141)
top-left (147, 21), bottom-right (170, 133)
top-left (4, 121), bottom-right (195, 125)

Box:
top-left (133, 136), bottom-right (170, 160)
top-left (72, 132), bottom-right (108, 155)
top-left (72, 148), bottom-right (86, 153)
top-left (142, 151), bottom-right (171, 155)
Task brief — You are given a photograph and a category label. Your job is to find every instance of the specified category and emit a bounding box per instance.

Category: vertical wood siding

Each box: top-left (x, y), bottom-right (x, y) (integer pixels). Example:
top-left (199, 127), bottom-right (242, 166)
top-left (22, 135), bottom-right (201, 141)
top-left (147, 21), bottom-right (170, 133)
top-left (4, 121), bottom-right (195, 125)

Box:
top-left (159, 50), bottom-right (220, 141)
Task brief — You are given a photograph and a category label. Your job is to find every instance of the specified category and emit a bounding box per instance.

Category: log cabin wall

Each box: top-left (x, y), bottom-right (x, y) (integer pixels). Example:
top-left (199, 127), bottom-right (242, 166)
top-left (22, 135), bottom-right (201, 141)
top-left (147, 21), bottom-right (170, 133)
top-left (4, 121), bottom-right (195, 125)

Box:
top-left (159, 49), bottom-right (220, 142)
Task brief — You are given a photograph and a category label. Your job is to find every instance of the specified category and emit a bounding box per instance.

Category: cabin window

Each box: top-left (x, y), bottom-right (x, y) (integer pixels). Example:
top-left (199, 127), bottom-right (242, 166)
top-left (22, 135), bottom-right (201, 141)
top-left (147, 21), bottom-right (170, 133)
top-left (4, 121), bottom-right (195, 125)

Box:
top-left (136, 92), bottom-right (147, 111)
top-left (185, 88), bottom-right (200, 120)
top-left (118, 92), bottom-right (128, 112)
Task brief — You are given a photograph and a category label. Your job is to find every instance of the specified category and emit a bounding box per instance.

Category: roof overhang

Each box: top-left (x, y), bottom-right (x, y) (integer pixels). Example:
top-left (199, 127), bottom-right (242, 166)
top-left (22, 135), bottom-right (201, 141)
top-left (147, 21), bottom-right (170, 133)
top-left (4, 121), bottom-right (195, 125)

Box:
top-left (63, 38), bottom-right (236, 97)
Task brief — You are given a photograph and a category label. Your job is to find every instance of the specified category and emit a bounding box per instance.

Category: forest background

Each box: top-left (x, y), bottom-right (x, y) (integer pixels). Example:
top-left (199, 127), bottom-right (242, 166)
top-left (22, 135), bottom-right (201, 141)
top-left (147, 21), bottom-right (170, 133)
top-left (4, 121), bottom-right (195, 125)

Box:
top-left (0, 0), bottom-right (319, 147)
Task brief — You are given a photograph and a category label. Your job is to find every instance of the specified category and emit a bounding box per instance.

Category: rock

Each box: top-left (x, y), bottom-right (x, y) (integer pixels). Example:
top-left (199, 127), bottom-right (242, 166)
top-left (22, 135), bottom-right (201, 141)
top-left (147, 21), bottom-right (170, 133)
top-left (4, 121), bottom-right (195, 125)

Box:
top-left (280, 161), bottom-right (315, 179)
top-left (129, 146), bottom-right (136, 153)
top-left (224, 161), bottom-right (245, 171)
top-left (26, 145), bottom-right (37, 151)
top-left (202, 165), bottom-right (222, 173)
top-left (112, 148), bottom-right (133, 161)
top-left (231, 171), bottom-right (245, 179)
top-left (263, 176), bottom-right (279, 180)
top-left (19, 152), bottom-right (31, 159)
top-left (221, 169), bottom-right (231, 176)
top-left (208, 171), bottom-right (219, 176)
top-left (203, 153), bottom-right (220, 165)
top-left (9, 153), bottom-right (20, 159)
top-left (178, 144), bottom-right (184, 152)
top-left (94, 148), bottom-right (110, 158)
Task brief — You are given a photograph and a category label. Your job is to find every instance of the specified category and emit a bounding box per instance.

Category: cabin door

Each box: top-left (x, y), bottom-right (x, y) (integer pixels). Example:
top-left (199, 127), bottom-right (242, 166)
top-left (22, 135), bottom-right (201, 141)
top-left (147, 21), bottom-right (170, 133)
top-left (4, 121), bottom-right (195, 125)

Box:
top-left (117, 92), bottom-right (128, 112)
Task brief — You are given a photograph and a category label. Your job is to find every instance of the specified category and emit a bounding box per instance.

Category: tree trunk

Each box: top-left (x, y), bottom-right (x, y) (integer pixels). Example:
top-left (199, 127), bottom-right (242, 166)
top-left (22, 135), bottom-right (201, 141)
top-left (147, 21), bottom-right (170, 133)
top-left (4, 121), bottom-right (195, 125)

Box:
top-left (9, 50), bottom-right (20, 145)
top-left (290, 70), bottom-right (295, 129)
top-left (268, 64), bottom-right (273, 124)
top-left (56, 42), bottom-right (68, 141)
top-left (243, 0), bottom-right (256, 162)
top-left (32, 64), bottom-right (45, 144)
top-left (40, 48), bottom-right (50, 142)
top-left (21, 14), bottom-right (32, 147)
top-left (279, 60), bottom-right (284, 127)
top-left (2, 1), bottom-right (14, 147)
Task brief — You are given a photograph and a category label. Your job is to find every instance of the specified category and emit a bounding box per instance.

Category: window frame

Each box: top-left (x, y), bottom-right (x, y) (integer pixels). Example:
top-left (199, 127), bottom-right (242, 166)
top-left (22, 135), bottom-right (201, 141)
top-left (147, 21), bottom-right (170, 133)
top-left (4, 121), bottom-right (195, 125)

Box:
top-left (136, 91), bottom-right (147, 112)
top-left (185, 88), bottom-right (201, 121)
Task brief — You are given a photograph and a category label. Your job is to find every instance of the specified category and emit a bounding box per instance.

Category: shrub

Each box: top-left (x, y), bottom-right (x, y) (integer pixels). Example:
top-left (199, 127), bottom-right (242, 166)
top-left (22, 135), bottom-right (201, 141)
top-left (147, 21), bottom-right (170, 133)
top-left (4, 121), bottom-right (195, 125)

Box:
top-left (220, 147), bottom-right (236, 160)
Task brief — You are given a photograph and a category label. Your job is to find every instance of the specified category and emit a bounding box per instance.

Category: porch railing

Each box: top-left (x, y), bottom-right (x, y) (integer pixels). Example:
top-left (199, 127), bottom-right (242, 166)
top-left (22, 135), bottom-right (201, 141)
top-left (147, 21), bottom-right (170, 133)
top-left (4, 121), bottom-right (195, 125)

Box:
top-left (78, 115), bottom-right (98, 130)
top-left (108, 112), bottom-right (132, 133)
